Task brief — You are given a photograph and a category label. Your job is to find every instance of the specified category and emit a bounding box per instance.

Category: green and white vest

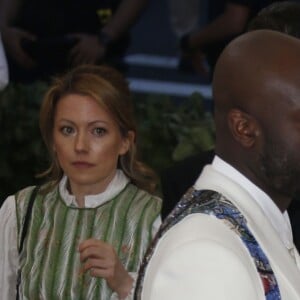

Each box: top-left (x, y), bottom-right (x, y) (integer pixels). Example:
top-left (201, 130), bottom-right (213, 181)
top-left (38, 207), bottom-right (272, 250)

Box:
top-left (15, 183), bottom-right (161, 300)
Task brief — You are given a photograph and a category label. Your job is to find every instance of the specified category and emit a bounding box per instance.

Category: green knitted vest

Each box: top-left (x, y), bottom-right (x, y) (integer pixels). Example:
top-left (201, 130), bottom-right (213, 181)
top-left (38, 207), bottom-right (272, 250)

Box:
top-left (15, 183), bottom-right (161, 300)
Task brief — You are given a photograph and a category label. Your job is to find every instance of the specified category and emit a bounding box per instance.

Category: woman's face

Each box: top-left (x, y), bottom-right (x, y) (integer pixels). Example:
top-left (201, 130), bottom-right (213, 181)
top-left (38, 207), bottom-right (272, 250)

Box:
top-left (53, 93), bottom-right (131, 195)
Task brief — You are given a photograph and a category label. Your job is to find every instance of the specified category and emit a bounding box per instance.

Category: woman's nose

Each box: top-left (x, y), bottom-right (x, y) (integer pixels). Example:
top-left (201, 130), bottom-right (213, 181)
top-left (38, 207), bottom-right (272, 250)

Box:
top-left (74, 132), bottom-right (89, 152)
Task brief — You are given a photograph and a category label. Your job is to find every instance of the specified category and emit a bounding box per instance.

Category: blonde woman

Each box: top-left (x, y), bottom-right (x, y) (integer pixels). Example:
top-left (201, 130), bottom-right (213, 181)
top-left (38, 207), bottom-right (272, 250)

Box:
top-left (0, 65), bottom-right (161, 299)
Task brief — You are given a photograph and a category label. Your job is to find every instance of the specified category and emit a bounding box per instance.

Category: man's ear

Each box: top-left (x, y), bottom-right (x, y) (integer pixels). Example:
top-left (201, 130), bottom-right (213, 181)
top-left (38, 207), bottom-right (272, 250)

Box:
top-left (227, 108), bottom-right (260, 148)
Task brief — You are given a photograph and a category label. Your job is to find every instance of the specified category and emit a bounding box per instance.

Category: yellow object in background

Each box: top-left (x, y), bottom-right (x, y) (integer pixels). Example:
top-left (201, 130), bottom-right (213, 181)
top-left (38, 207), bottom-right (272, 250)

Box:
top-left (97, 9), bottom-right (112, 25)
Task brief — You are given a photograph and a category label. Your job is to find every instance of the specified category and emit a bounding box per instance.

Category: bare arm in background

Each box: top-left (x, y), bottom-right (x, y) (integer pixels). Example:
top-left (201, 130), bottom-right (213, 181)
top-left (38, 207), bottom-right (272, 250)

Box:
top-left (181, 3), bottom-right (251, 74)
top-left (0, 0), bottom-right (37, 69)
top-left (69, 0), bottom-right (149, 66)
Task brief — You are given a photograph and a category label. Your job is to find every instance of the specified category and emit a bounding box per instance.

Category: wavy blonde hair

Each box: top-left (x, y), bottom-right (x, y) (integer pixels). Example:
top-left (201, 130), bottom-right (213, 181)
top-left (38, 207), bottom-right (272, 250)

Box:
top-left (39, 64), bottom-right (158, 193)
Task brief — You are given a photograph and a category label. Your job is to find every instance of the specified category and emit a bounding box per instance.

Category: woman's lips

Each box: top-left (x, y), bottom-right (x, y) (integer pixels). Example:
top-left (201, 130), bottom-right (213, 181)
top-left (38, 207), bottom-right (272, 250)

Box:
top-left (72, 161), bottom-right (94, 168)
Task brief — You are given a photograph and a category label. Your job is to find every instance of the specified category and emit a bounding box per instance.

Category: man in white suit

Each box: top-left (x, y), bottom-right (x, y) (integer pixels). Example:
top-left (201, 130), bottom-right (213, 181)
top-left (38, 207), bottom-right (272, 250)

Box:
top-left (135, 29), bottom-right (300, 299)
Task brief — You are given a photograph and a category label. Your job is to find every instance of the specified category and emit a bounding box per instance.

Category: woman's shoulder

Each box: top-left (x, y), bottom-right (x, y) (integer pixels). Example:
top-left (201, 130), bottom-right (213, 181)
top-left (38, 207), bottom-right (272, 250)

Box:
top-left (15, 185), bottom-right (38, 201)
top-left (14, 181), bottom-right (57, 204)
top-left (0, 185), bottom-right (38, 219)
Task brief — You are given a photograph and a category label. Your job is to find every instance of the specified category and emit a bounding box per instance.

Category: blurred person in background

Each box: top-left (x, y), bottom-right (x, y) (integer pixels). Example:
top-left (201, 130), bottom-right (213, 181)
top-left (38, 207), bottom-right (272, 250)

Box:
top-left (167, 0), bottom-right (202, 39)
top-left (178, 0), bottom-right (280, 76)
top-left (0, 0), bottom-right (149, 83)
top-left (247, 0), bottom-right (300, 35)
top-left (0, 33), bottom-right (9, 90)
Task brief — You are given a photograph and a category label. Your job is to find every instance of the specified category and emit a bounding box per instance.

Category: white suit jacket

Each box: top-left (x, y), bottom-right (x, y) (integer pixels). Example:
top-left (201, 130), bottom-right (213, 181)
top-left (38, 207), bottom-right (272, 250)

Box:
top-left (141, 165), bottom-right (300, 300)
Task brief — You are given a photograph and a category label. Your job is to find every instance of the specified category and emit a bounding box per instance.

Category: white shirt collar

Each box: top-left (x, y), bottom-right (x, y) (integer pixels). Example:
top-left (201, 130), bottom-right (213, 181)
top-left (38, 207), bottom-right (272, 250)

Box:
top-left (58, 169), bottom-right (130, 208)
top-left (206, 156), bottom-right (294, 250)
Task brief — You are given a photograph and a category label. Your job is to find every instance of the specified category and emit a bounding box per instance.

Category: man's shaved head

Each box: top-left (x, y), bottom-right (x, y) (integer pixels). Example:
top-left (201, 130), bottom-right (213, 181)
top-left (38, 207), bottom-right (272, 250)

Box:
top-left (213, 29), bottom-right (300, 119)
top-left (212, 30), bottom-right (300, 209)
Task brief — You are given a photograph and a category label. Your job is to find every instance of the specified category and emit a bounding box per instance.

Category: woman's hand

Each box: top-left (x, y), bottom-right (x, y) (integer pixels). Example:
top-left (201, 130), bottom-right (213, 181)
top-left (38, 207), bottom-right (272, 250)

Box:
top-left (79, 239), bottom-right (133, 299)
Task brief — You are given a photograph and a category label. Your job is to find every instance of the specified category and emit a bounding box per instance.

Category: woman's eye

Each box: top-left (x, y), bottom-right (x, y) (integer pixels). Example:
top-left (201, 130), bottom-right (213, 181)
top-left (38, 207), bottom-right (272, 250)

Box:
top-left (61, 126), bottom-right (74, 135)
top-left (93, 127), bottom-right (106, 136)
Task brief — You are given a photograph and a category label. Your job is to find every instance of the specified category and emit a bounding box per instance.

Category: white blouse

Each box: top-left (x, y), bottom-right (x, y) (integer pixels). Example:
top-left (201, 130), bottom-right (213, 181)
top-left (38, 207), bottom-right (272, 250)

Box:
top-left (0, 34), bottom-right (8, 90)
top-left (0, 170), bottom-right (161, 299)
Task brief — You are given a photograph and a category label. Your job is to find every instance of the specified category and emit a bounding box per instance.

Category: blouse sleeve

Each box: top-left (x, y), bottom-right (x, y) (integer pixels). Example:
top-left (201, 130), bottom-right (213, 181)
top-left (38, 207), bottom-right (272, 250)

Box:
top-left (0, 195), bottom-right (18, 299)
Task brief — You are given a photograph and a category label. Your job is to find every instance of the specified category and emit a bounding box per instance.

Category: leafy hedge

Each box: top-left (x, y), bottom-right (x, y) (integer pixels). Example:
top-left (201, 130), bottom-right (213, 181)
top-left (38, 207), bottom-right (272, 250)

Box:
top-left (133, 92), bottom-right (215, 171)
top-left (0, 82), bottom-right (215, 202)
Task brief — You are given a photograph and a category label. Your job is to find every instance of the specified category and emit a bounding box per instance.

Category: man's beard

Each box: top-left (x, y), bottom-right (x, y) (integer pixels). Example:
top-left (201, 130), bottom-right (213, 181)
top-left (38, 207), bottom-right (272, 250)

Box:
top-left (259, 137), bottom-right (300, 198)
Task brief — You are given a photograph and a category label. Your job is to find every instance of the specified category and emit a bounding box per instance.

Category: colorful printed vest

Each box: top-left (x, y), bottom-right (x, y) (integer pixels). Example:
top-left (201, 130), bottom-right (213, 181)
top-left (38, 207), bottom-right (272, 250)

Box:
top-left (15, 183), bottom-right (161, 300)
top-left (135, 188), bottom-right (281, 300)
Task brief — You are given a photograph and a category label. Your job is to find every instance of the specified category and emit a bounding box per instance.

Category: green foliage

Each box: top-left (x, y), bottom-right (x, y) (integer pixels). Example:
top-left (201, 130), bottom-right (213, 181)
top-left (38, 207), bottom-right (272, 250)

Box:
top-left (134, 92), bottom-right (215, 173)
top-left (0, 82), bottom-right (49, 201)
top-left (0, 83), bottom-right (215, 202)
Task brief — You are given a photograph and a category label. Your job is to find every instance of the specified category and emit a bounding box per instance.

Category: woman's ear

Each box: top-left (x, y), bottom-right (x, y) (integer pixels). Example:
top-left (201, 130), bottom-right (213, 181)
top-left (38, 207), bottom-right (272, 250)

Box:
top-left (119, 130), bottom-right (135, 155)
top-left (228, 108), bottom-right (260, 148)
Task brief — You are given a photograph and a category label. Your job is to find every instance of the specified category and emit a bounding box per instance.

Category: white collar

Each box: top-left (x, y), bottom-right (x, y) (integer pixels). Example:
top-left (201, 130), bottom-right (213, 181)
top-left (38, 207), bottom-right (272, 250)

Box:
top-left (58, 169), bottom-right (130, 208)
top-left (196, 155), bottom-right (294, 250)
